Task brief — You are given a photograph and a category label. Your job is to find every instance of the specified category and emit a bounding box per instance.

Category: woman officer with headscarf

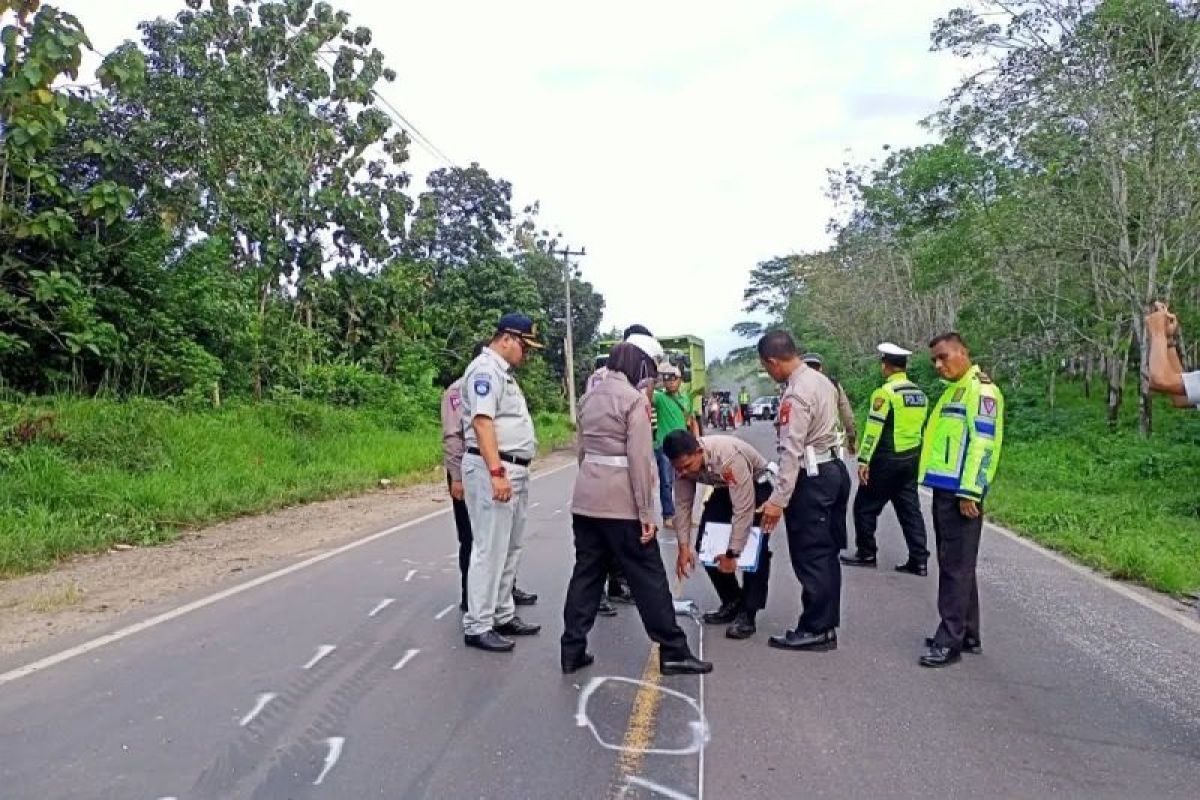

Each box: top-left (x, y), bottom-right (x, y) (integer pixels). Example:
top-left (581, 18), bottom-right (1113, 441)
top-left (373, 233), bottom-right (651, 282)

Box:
top-left (560, 339), bottom-right (713, 675)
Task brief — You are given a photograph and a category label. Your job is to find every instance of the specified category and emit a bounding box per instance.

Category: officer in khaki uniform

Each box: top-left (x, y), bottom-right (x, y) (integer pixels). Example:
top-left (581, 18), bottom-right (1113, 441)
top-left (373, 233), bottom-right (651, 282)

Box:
top-left (841, 342), bottom-right (930, 575)
top-left (441, 341), bottom-right (537, 612)
top-left (757, 332), bottom-right (851, 652)
top-left (460, 314), bottom-right (543, 654)
top-left (918, 333), bottom-right (1004, 668)
top-left (802, 353), bottom-right (858, 455)
top-left (665, 431), bottom-right (774, 640)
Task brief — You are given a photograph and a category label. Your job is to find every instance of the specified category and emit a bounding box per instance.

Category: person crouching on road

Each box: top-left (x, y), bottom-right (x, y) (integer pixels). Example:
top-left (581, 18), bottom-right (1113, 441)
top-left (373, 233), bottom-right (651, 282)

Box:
top-left (460, 314), bottom-right (544, 654)
top-left (560, 341), bottom-right (712, 676)
top-left (665, 430), bottom-right (773, 640)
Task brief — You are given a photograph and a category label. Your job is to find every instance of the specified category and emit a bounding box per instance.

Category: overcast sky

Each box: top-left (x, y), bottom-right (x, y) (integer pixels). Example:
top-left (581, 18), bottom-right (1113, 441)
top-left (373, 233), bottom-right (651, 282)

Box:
top-left (66, 0), bottom-right (966, 359)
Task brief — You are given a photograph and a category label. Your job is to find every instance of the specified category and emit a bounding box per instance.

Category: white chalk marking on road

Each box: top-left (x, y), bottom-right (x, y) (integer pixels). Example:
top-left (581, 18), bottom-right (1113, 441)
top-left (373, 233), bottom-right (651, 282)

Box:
top-left (435, 603), bottom-right (457, 620)
top-left (918, 488), bottom-right (1200, 635)
top-left (302, 645), bottom-right (336, 670)
top-left (367, 598), bottom-right (395, 618)
top-left (313, 736), bottom-right (345, 785)
top-left (531, 502), bottom-right (541, 509)
top-left (404, 569), bottom-right (418, 582)
top-left (392, 648), bottom-right (420, 671)
top-left (0, 461), bottom-right (576, 687)
top-left (554, 508), bottom-right (563, 515)
top-left (238, 692), bottom-right (277, 727)
top-left (575, 676), bottom-right (709, 756)
top-left (625, 775), bottom-right (696, 800)
top-left (402, 558), bottom-right (419, 565)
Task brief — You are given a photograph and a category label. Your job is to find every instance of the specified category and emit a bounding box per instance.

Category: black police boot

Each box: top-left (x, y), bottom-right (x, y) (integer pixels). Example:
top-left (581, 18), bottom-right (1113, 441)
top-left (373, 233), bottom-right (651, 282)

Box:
top-left (660, 654), bottom-right (714, 675)
top-left (702, 600), bottom-right (741, 625)
top-left (895, 559), bottom-right (928, 576)
top-left (512, 586), bottom-right (538, 606)
top-left (597, 597), bottom-right (618, 617)
top-left (928, 635), bottom-right (981, 654)
top-left (919, 644), bottom-right (961, 668)
top-left (840, 551), bottom-right (877, 568)
top-left (768, 628), bottom-right (838, 651)
top-left (493, 616), bottom-right (541, 636)
top-left (464, 630), bottom-right (515, 653)
top-left (725, 613), bottom-right (757, 640)
top-left (561, 652), bottom-right (595, 674)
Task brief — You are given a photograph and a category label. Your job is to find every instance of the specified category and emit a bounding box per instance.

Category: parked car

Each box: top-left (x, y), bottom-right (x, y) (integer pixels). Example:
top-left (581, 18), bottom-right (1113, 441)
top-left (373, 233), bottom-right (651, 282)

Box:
top-left (748, 396), bottom-right (779, 421)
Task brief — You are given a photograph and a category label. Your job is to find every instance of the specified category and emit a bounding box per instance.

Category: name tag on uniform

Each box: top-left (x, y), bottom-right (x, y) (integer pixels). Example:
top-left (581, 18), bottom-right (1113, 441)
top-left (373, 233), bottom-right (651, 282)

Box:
top-left (902, 394), bottom-right (926, 407)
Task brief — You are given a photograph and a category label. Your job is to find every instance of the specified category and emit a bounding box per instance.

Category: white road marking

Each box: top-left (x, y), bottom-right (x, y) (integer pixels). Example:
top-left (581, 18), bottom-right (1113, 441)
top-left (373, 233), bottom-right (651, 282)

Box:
top-left (917, 488), bottom-right (1200, 635)
top-left (313, 736), bottom-right (345, 785)
top-left (404, 569), bottom-right (418, 582)
top-left (238, 693), bottom-right (277, 727)
top-left (0, 462), bottom-right (575, 687)
top-left (392, 648), bottom-right (420, 671)
top-left (575, 676), bottom-right (709, 755)
top-left (302, 645), bottom-right (336, 670)
top-left (434, 603), bottom-right (457, 620)
top-left (625, 775), bottom-right (696, 800)
top-left (554, 509), bottom-right (563, 515)
top-left (531, 502), bottom-right (541, 508)
top-left (402, 558), bottom-right (418, 565)
top-left (367, 598), bottom-right (395, 618)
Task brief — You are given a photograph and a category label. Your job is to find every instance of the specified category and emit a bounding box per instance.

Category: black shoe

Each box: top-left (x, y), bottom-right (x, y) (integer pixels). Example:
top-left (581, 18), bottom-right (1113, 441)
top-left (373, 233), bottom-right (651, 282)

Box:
top-left (925, 636), bottom-right (980, 654)
top-left (895, 559), bottom-right (928, 576)
top-left (608, 584), bottom-right (635, 605)
top-left (702, 601), bottom-right (741, 625)
top-left (464, 630), bottom-right (515, 652)
top-left (660, 655), bottom-right (714, 675)
top-left (493, 616), bottom-right (541, 636)
top-left (725, 614), bottom-right (757, 640)
top-left (919, 644), bottom-right (961, 668)
top-left (597, 598), bottom-right (618, 617)
top-left (513, 586), bottom-right (538, 606)
top-left (768, 628), bottom-right (838, 651)
top-left (459, 599), bottom-right (467, 612)
top-left (840, 552), bottom-right (877, 568)
top-left (561, 652), bottom-right (595, 674)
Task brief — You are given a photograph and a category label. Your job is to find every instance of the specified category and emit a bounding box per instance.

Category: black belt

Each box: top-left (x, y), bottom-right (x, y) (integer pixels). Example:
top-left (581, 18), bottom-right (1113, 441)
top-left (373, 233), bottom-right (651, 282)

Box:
top-left (466, 447), bottom-right (531, 467)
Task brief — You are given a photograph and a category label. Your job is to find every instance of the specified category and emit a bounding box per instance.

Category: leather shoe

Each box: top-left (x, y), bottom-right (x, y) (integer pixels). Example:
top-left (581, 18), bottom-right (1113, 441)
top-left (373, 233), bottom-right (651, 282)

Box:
top-left (702, 601), bottom-right (741, 625)
top-left (895, 559), bottom-right (928, 576)
top-left (660, 655), bottom-right (713, 675)
top-left (768, 628), bottom-right (838, 651)
top-left (840, 552), bottom-right (877, 568)
top-left (493, 616), bottom-right (541, 636)
top-left (464, 630), bottom-right (515, 652)
top-left (725, 614), bottom-right (756, 640)
top-left (608, 583), bottom-right (635, 605)
top-left (925, 636), bottom-right (980, 654)
top-left (513, 586), bottom-right (538, 606)
top-left (597, 598), bottom-right (618, 617)
top-left (561, 652), bottom-right (595, 674)
top-left (919, 644), bottom-right (961, 667)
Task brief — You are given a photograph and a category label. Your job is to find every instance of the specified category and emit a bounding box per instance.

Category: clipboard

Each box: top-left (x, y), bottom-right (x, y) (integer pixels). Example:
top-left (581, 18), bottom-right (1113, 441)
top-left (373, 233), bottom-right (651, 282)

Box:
top-left (697, 523), bottom-right (766, 573)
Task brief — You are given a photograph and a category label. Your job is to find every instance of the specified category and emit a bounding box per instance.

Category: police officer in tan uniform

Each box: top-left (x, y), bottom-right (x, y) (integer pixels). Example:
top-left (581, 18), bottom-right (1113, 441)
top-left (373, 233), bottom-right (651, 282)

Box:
top-left (802, 352), bottom-right (858, 455)
top-left (757, 332), bottom-right (851, 652)
top-left (560, 339), bottom-right (712, 676)
top-left (665, 430), bottom-right (773, 640)
top-left (460, 314), bottom-right (543, 654)
top-left (441, 341), bottom-right (537, 612)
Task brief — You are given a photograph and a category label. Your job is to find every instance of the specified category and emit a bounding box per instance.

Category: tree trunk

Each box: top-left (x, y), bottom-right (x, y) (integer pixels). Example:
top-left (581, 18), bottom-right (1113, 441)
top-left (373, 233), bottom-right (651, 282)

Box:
top-left (1083, 353), bottom-right (1093, 400)
top-left (1046, 358), bottom-right (1057, 409)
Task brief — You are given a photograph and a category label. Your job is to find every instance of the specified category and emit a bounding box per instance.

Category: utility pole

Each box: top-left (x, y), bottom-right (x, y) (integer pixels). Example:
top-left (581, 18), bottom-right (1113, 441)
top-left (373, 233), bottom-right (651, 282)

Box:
top-left (552, 244), bottom-right (586, 421)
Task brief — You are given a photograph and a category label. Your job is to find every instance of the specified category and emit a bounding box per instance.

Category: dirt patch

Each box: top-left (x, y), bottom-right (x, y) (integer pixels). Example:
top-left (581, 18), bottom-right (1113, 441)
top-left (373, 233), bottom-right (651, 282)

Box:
top-left (0, 450), bottom-right (576, 657)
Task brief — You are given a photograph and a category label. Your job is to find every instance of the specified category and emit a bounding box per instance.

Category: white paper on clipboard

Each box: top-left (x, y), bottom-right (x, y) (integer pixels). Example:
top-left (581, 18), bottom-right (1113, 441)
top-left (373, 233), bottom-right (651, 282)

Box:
top-left (697, 523), bottom-right (764, 572)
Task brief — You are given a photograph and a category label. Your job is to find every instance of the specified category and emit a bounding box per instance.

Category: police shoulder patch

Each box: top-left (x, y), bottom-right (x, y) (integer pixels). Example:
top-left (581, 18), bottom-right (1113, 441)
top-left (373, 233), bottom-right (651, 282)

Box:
top-left (779, 400), bottom-right (792, 425)
top-left (448, 387), bottom-right (462, 410)
top-left (473, 375), bottom-right (492, 397)
top-left (721, 466), bottom-right (737, 485)
top-left (872, 396), bottom-right (886, 412)
top-left (952, 387), bottom-right (966, 403)
top-left (980, 395), bottom-right (997, 417)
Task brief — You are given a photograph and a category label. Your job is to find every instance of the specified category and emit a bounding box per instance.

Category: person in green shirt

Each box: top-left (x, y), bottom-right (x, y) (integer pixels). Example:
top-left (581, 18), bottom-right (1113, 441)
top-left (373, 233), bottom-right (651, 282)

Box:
top-left (841, 342), bottom-right (930, 575)
top-left (918, 332), bottom-right (1004, 669)
top-left (654, 364), bottom-right (697, 528)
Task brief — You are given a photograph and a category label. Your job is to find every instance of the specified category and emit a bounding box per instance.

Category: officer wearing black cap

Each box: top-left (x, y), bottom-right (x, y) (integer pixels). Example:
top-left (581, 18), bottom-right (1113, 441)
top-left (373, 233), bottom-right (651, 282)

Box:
top-left (460, 314), bottom-right (543, 654)
top-left (841, 343), bottom-right (930, 575)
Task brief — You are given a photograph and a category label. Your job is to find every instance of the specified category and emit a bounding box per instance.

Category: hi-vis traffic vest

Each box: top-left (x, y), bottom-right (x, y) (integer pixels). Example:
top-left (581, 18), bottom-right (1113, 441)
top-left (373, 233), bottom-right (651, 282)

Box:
top-left (858, 372), bottom-right (927, 464)
top-left (918, 365), bottom-right (1004, 501)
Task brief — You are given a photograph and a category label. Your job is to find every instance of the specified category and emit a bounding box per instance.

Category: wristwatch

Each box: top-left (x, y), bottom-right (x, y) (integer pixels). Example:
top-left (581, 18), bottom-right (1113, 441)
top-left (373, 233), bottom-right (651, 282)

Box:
top-left (489, 465), bottom-right (507, 478)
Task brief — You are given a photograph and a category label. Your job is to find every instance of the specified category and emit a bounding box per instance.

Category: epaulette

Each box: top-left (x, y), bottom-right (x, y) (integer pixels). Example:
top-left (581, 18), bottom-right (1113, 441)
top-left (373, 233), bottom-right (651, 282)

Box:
top-left (977, 371), bottom-right (993, 385)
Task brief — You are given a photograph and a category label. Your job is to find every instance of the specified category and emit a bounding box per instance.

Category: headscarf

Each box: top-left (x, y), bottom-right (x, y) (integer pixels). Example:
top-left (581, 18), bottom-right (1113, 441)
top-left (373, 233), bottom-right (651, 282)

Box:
top-left (606, 342), bottom-right (659, 388)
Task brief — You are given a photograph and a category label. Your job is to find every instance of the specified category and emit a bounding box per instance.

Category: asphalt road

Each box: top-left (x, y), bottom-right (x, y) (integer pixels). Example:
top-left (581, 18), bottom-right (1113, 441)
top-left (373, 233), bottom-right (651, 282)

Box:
top-left (1, 425), bottom-right (1198, 799)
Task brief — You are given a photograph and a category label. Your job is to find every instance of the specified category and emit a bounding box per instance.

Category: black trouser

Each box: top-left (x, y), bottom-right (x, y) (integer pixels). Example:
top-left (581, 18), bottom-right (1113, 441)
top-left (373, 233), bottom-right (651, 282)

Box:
top-left (561, 515), bottom-right (692, 663)
top-left (695, 482), bottom-right (773, 617)
top-left (448, 473), bottom-right (473, 606)
top-left (851, 453), bottom-right (929, 562)
top-left (931, 490), bottom-right (983, 650)
top-left (784, 459), bottom-right (851, 633)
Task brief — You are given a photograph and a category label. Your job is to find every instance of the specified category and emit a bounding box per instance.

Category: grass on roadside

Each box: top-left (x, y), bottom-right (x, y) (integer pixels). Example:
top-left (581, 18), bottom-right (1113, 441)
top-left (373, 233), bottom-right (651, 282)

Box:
top-left (0, 397), bottom-right (574, 578)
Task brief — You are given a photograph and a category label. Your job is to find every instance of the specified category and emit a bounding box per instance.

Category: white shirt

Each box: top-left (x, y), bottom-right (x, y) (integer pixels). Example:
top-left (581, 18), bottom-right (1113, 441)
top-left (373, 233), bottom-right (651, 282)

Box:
top-left (1184, 371), bottom-right (1200, 407)
top-left (460, 346), bottom-right (537, 458)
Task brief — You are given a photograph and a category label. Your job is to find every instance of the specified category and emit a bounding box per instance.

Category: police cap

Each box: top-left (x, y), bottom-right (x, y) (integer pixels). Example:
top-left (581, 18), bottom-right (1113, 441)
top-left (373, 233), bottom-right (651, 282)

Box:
top-left (496, 313), bottom-right (544, 349)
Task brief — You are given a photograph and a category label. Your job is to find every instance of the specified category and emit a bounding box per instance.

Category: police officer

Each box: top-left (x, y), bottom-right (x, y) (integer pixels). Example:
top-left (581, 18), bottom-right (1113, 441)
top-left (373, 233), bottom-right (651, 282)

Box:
top-left (757, 332), bottom-right (851, 652)
top-left (841, 342), bottom-right (930, 575)
top-left (665, 430), bottom-right (773, 640)
top-left (460, 314), bottom-right (543, 653)
top-left (801, 353), bottom-right (857, 455)
top-left (442, 341), bottom-right (538, 612)
top-left (561, 339), bottom-right (712, 676)
top-left (918, 333), bottom-right (1004, 668)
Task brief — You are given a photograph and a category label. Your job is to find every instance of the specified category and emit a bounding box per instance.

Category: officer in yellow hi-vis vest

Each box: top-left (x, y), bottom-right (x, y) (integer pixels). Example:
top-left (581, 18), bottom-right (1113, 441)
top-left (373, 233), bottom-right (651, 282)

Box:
top-left (841, 343), bottom-right (930, 575)
top-left (918, 333), bottom-right (1004, 669)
